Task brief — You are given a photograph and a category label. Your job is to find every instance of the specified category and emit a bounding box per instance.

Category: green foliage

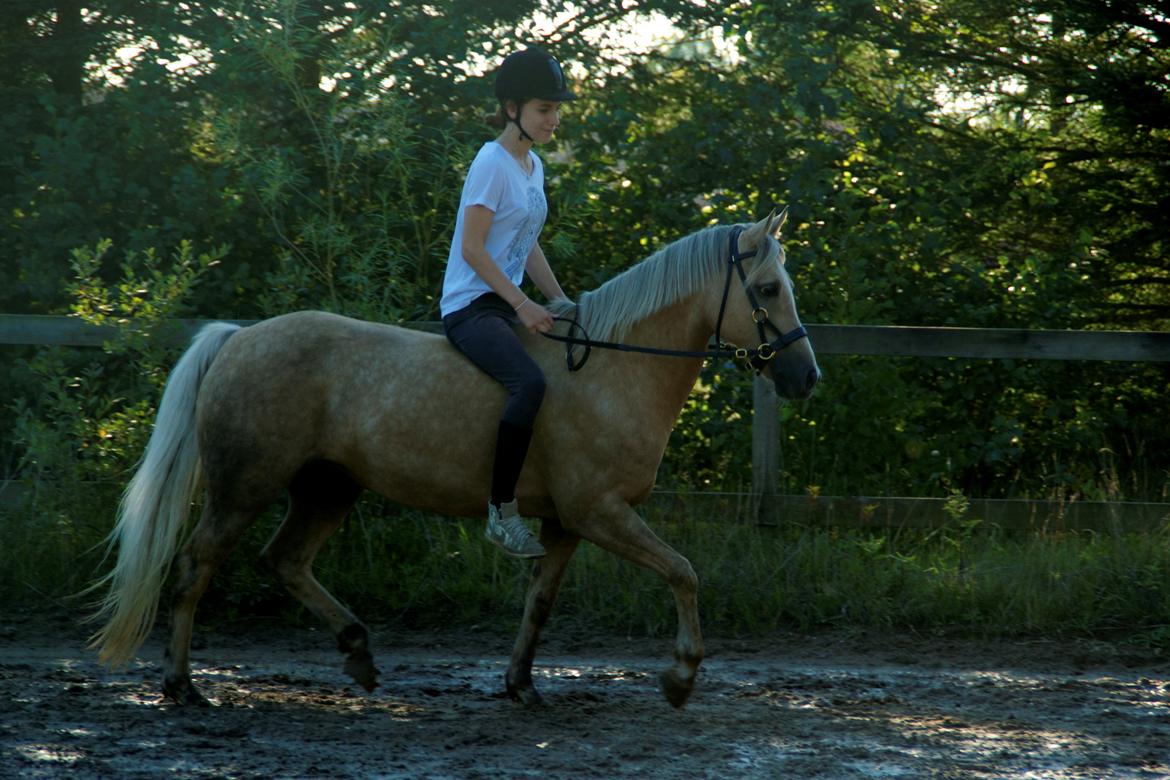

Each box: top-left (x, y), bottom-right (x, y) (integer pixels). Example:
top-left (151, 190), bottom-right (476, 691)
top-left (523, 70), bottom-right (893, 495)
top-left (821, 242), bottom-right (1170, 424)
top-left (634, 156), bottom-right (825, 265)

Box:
top-left (10, 239), bottom-right (221, 521)
top-left (200, 5), bottom-right (468, 320)
top-left (2, 0), bottom-right (1168, 637)
top-left (2, 237), bottom-right (222, 604)
top-left (658, 365), bottom-right (755, 491)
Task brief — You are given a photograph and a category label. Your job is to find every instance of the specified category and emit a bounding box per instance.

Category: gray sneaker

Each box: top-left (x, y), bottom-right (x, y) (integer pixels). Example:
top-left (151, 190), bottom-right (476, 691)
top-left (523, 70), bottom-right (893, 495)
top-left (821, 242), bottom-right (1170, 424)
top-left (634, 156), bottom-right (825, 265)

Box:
top-left (486, 500), bottom-right (545, 558)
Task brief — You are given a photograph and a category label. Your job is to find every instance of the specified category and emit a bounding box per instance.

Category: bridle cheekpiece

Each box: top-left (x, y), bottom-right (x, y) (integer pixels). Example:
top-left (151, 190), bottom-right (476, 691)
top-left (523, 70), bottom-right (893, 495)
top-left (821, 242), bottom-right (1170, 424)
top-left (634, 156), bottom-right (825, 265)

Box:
top-left (713, 225), bottom-right (810, 373)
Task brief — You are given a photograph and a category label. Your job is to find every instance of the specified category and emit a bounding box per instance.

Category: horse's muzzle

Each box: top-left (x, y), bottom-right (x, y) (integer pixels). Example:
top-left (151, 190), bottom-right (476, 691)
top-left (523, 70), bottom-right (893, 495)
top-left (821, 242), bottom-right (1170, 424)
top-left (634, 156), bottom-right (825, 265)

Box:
top-left (773, 362), bottom-right (820, 400)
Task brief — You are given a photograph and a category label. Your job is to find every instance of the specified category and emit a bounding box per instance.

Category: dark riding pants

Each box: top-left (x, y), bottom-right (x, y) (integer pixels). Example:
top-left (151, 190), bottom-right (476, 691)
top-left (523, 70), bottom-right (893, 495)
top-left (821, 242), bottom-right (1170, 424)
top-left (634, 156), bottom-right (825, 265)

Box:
top-left (443, 294), bottom-right (547, 505)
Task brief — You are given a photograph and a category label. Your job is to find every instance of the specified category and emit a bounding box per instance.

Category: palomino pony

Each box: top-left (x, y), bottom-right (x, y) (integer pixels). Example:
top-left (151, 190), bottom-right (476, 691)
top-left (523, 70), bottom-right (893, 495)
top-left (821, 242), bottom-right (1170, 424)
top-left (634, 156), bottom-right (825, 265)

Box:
top-left (89, 209), bottom-right (819, 708)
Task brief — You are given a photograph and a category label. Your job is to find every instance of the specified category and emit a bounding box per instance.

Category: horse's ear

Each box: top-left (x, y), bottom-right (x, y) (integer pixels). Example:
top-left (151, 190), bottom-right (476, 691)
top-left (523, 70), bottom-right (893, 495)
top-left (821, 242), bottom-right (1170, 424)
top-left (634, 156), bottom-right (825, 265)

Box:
top-left (768, 206), bottom-right (788, 238)
top-left (741, 210), bottom-right (774, 248)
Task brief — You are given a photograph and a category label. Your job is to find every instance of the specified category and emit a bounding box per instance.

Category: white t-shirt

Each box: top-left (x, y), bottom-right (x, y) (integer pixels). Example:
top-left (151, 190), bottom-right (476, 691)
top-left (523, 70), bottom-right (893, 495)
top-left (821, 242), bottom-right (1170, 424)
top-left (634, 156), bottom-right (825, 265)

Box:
top-left (440, 142), bottom-right (548, 317)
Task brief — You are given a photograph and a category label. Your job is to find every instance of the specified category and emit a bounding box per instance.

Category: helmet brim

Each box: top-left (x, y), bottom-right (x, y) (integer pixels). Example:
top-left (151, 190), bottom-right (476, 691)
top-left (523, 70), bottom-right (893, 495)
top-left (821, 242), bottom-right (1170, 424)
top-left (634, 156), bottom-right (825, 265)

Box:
top-left (535, 89), bottom-right (578, 102)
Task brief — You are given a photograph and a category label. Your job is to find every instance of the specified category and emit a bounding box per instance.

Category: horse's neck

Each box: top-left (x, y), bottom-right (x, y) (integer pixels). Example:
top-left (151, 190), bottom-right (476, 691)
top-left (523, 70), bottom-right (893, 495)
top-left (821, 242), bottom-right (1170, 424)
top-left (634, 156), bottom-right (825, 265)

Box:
top-left (616, 296), bottom-right (712, 410)
top-left (625, 294), bottom-right (711, 352)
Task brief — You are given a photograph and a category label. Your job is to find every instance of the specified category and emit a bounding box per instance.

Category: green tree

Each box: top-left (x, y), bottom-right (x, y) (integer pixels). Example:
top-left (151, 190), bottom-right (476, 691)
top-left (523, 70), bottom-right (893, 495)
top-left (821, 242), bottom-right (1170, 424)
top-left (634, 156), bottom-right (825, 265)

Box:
top-left (2, 0), bottom-right (1167, 504)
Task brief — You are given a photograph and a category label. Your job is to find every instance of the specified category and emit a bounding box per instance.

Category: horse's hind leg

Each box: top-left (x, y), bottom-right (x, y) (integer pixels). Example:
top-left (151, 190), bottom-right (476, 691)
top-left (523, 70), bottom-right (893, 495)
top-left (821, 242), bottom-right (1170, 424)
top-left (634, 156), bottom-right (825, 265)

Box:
top-left (506, 519), bottom-right (580, 705)
top-left (259, 461), bottom-right (376, 691)
top-left (574, 493), bottom-right (703, 708)
top-left (164, 500), bottom-right (260, 706)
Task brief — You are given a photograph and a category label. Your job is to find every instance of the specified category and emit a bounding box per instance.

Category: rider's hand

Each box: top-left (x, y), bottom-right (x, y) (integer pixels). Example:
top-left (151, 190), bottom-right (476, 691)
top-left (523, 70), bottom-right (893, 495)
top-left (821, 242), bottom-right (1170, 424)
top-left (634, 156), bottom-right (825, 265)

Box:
top-left (516, 299), bottom-right (554, 334)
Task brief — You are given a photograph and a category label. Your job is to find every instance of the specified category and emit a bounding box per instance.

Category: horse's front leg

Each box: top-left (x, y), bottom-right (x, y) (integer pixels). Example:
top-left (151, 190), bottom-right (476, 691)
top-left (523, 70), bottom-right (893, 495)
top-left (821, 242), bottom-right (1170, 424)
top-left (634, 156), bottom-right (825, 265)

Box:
top-left (506, 518), bottom-right (580, 705)
top-left (575, 494), bottom-right (703, 708)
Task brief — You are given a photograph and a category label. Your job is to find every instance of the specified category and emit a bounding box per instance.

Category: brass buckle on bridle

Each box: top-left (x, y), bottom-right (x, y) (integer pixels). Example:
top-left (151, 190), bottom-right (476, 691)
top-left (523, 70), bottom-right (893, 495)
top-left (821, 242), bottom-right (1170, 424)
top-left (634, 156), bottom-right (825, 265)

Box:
top-left (751, 306), bottom-right (770, 324)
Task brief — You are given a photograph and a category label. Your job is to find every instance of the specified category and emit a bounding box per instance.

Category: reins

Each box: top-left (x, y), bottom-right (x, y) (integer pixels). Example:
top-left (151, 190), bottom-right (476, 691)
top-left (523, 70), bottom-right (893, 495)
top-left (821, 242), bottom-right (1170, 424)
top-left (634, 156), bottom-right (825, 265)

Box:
top-left (541, 226), bottom-right (809, 373)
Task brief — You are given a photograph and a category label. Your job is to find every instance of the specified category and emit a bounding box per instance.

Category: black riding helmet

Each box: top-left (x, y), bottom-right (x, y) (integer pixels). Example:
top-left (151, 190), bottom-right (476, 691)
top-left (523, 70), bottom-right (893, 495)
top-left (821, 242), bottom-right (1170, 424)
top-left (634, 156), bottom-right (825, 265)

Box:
top-left (494, 47), bottom-right (577, 141)
top-left (494, 47), bottom-right (578, 102)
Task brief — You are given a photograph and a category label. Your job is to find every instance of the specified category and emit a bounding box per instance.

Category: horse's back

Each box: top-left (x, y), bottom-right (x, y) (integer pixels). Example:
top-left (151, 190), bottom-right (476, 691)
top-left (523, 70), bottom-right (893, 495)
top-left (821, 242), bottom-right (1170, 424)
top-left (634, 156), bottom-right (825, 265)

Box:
top-left (244, 309), bottom-right (438, 352)
top-left (194, 310), bottom-right (505, 513)
top-left (213, 310), bottom-right (455, 379)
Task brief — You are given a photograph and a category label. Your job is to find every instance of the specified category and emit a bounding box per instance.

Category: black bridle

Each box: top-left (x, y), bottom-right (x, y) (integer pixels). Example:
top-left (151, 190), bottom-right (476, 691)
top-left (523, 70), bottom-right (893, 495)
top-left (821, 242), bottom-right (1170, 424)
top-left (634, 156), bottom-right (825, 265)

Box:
top-left (541, 226), bottom-right (809, 372)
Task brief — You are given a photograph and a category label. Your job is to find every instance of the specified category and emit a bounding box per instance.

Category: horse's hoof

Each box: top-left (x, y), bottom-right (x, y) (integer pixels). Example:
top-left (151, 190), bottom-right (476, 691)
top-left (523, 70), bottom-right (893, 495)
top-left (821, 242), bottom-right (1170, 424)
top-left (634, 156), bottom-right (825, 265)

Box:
top-left (162, 676), bottom-right (211, 707)
top-left (506, 677), bottom-right (544, 706)
top-left (659, 668), bottom-right (694, 709)
top-left (344, 650), bottom-right (380, 692)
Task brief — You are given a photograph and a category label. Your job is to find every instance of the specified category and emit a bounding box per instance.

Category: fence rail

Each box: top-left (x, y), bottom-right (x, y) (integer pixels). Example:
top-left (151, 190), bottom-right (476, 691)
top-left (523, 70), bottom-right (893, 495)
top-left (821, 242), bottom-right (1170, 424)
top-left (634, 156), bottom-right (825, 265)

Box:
top-left (4, 314), bottom-right (1169, 530)
top-left (4, 314), bottom-right (1170, 360)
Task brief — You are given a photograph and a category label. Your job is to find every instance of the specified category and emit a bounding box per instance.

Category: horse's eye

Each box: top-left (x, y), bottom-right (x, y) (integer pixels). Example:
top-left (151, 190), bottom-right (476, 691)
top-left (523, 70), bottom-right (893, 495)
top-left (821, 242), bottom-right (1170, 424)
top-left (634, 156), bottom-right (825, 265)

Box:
top-left (757, 283), bottom-right (780, 298)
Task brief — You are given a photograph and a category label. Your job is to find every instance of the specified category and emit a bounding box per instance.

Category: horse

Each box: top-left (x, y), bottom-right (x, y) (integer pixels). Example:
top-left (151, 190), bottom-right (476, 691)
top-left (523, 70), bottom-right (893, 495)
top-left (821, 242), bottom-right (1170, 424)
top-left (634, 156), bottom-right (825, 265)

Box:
top-left (87, 209), bottom-right (819, 709)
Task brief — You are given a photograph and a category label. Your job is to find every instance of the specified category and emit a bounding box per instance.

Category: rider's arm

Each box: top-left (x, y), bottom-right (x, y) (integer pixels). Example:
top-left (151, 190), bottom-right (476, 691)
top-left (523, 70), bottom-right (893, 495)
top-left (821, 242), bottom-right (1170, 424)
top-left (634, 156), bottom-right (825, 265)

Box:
top-left (524, 242), bottom-right (567, 303)
top-left (461, 205), bottom-right (554, 333)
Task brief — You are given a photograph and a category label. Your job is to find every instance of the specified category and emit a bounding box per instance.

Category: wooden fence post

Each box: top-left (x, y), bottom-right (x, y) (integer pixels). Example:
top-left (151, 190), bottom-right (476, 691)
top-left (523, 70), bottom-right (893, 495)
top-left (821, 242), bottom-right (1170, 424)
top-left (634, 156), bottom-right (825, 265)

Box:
top-left (751, 374), bottom-right (780, 523)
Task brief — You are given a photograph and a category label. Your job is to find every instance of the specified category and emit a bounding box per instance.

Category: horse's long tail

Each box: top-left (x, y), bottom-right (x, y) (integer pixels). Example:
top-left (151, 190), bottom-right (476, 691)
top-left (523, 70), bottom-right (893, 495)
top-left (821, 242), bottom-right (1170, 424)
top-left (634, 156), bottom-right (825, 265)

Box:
top-left (88, 322), bottom-right (241, 668)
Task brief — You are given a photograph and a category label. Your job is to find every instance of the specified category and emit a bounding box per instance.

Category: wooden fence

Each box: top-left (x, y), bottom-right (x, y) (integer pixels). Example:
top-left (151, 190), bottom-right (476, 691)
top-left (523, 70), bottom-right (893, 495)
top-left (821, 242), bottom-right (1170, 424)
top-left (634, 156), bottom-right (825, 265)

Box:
top-left (4, 313), bottom-right (1170, 531)
top-left (5, 313), bottom-right (1170, 360)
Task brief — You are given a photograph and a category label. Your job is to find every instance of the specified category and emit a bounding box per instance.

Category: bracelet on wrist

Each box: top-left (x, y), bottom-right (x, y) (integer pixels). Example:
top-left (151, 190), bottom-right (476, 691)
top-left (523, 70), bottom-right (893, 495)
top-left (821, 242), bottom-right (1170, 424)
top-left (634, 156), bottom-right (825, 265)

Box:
top-left (513, 298), bottom-right (530, 313)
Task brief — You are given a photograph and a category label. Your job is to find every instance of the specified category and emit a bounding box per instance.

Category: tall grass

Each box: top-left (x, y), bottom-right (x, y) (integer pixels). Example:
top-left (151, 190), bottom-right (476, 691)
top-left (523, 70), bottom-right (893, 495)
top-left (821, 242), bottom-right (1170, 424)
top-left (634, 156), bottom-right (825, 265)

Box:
top-left (217, 498), bottom-right (1170, 650)
top-left (3, 494), bottom-right (1168, 652)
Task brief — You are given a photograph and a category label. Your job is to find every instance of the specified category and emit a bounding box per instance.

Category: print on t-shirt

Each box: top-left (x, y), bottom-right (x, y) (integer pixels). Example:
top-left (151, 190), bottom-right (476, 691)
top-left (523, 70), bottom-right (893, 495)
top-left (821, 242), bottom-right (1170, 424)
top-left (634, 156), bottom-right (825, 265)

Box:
top-left (503, 185), bottom-right (547, 280)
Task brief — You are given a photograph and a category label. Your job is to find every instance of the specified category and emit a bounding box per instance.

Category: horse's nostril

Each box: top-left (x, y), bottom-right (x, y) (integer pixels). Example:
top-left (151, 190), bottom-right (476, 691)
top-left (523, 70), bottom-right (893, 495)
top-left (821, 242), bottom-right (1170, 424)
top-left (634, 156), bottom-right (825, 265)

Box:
top-left (807, 367), bottom-right (821, 389)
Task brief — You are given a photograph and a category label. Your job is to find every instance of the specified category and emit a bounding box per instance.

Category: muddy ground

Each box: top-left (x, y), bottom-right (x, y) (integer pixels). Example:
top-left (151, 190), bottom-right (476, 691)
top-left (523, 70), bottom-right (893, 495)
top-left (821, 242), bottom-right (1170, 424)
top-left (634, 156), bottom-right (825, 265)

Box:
top-left (2, 615), bottom-right (1168, 779)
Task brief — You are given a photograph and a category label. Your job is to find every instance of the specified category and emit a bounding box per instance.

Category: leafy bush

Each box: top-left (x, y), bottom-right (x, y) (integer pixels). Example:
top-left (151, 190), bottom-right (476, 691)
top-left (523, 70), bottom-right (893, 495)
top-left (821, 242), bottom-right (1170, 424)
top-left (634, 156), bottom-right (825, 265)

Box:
top-left (2, 1), bottom-right (1168, 640)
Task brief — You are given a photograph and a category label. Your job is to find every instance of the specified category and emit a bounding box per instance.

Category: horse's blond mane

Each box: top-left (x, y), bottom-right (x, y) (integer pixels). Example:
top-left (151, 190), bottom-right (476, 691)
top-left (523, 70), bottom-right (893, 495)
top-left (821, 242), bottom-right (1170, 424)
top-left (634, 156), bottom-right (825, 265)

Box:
top-left (549, 223), bottom-right (782, 342)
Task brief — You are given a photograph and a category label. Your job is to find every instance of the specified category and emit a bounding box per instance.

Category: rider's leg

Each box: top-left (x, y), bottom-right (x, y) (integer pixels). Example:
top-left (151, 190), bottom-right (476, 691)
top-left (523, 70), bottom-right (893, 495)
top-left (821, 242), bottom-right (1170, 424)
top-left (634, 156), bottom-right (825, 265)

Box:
top-left (443, 296), bottom-right (547, 558)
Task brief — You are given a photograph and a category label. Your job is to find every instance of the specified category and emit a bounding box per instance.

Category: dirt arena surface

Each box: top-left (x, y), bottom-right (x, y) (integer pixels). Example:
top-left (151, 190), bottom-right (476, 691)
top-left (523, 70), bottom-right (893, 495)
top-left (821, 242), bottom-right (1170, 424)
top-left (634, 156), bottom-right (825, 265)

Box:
top-left (2, 615), bottom-right (1168, 779)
